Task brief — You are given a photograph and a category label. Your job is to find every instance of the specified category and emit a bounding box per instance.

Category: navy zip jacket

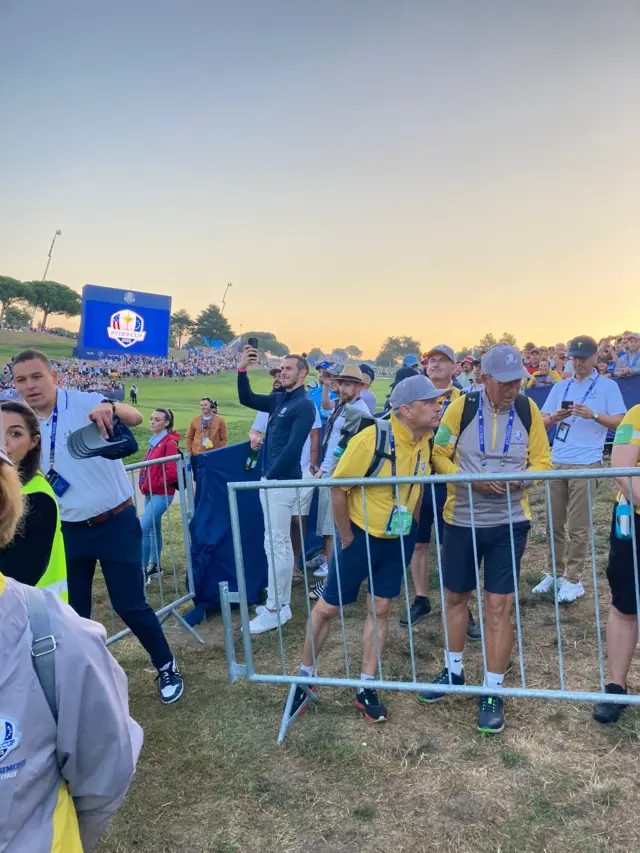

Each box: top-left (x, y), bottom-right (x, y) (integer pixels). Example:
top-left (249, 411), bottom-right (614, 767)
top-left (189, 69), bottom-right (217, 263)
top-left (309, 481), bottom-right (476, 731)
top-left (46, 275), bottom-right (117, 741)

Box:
top-left (238, 370), bottom-right (316, 480)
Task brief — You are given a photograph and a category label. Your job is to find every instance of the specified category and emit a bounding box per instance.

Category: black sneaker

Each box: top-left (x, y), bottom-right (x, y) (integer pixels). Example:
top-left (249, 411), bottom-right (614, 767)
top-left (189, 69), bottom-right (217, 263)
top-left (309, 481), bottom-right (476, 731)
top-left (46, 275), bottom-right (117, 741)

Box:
top-left (416, 667), bottom-right (465, 704)
top-left (593, 683), bottom-right (628, 725)
top-left (354, 687), bottom-right (389, 722)
top-left (156, 659), bottom-right (184, 705)
top-left (466, 609), bottom-right (481, 641)
top-left (287, 685), bottom-right (317, 721)
top-left (145, 563), bottom-right (162, 585)
top-left (477, 694), bottom-right (504, 733)
top-left (399, 596), bottom-right (432, 627)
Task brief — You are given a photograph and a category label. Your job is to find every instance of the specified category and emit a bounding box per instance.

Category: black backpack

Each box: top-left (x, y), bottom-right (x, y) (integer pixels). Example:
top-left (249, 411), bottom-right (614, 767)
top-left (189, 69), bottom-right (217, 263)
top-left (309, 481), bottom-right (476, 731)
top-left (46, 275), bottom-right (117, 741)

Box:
top-left (459, 391), bottom-right (532, 437)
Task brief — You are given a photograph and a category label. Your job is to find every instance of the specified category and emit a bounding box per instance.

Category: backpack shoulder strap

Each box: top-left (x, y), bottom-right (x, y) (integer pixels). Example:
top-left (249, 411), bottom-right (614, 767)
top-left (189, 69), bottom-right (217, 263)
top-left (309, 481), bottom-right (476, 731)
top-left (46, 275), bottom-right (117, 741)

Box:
top-left (364, 419), bottom-right (393, 478)
top-left (459, 391), bottom-right (480, 436)
top-left (514, 394), bottom-right (533, 434)
top-left (23, 584), bottom-right (58, 723)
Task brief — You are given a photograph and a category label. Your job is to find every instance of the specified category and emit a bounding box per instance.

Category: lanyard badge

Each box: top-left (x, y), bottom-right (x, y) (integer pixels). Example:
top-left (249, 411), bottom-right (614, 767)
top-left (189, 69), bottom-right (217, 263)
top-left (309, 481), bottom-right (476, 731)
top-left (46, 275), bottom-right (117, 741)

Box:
top-left (553, 375), bottom-right (599, 446)
top-left (385, 428), bottom-right (421, 536)
top-left (45, 404), bottom-right (70, 497)
top-left (477, 396), bottom-right (515, 470)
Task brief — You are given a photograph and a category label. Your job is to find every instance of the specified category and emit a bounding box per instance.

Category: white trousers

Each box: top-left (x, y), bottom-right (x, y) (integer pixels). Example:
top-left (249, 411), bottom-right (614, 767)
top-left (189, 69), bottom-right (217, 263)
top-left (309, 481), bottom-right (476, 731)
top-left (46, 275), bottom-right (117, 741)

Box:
top-left (259, 479), bottom-right (297, 611)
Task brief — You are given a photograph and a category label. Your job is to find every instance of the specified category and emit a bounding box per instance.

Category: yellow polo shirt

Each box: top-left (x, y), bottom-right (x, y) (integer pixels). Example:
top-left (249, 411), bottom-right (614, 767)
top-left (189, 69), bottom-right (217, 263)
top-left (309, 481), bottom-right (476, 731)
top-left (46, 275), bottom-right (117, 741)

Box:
top-left (331, 413), bottom-right (432, 538)
top-left (613, 406), bottom-right (640, 514)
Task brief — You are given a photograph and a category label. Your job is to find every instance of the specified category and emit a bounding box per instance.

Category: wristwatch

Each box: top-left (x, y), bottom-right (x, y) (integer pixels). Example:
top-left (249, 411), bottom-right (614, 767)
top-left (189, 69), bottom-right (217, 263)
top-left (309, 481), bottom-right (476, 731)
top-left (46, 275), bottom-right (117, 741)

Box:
top-left (591, 411), bottom-right (599, 421)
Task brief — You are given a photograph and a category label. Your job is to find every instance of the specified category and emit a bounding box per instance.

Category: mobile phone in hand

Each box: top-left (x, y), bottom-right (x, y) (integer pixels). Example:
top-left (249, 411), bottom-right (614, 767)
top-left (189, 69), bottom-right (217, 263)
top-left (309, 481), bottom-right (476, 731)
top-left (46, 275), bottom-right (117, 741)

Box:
top-left (561, 400), bottom-right (572, 410)
top-left (247, 337), bottom-right (258, 349)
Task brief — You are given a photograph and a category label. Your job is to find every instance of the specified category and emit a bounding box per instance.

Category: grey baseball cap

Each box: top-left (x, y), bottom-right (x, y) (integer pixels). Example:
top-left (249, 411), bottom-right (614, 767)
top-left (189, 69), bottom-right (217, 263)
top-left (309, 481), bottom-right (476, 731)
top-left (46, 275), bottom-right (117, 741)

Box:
top-left (389, 374), bottom-right (442, 409)
top-left (424, 344), bottom-right (455, 363)
top-left (481, 345), bottom-right (528, 383)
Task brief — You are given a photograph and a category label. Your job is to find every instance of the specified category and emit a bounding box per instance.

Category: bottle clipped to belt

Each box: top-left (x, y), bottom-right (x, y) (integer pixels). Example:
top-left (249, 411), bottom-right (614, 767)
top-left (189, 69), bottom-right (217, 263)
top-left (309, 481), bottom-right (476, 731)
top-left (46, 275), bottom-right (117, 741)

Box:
top-left (245, 446), bottom-right (260, 471)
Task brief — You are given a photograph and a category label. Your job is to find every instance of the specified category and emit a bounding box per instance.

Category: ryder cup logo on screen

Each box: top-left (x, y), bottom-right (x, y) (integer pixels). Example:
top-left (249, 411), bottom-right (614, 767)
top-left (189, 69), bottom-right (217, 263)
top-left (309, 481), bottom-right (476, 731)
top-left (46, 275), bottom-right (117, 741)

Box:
top-left (107, 309), bottom-right (147, 349)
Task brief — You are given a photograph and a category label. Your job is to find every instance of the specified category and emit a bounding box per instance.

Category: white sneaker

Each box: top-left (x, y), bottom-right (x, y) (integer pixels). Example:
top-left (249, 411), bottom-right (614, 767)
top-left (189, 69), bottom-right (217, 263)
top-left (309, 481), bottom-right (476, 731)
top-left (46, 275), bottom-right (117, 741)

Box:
top-left (248, 605), bottom-right (292, 634)
top-left (531, 573), bottom-right (561, 595)
top-left (557, 579), bottom-right (585, 603)
top-left (305, 553), bottom-right (325, 569)
top-left (313, 561), bottom-right (329, 578)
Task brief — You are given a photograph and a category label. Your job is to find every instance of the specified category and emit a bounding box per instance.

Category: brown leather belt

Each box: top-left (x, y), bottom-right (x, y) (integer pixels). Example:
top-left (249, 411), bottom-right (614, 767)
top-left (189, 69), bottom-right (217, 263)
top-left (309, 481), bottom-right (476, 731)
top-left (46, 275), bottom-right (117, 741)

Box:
top-left (78, 498), bottom-right (134, 527)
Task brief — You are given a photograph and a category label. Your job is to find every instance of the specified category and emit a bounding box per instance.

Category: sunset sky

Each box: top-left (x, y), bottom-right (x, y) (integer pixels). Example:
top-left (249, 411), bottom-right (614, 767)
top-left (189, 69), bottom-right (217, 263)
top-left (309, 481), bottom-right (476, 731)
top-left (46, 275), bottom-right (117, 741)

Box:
top-left (1, 1), bottom-right (638, 359)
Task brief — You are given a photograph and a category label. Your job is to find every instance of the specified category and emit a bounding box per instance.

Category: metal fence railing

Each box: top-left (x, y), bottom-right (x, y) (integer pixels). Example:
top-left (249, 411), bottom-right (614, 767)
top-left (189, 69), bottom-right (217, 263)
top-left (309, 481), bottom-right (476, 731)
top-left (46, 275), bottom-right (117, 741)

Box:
top-left (101, 454), bottom-right (204, 648)
top-left (221, 466), bottom-right (640, 743)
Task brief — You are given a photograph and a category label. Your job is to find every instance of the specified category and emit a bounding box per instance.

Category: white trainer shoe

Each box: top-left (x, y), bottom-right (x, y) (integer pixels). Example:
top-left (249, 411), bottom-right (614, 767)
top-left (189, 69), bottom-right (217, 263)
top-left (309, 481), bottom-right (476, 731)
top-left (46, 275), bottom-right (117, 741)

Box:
top-left (305, 553), bottom-right (325, 569)
top-left (532, 573), bottom-right (562, 595)
top-left (313, 561), bottom-right (329, 578)
top-left (557, 579), bottom-right (585, 603)
top-left (248, 605), bottom-right (292, 634)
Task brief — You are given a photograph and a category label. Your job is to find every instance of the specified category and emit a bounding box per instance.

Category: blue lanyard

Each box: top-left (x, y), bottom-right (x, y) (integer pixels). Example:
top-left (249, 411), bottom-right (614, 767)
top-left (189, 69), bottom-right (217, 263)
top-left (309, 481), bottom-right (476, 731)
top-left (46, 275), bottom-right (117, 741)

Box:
top-left (478, 395), bottom-right (515, 470)
top-left (49, 404), bottom-right (59, 469)
top-left (388, 427), bottom-right (422, 502)
top-left (561, 374), bottom-right (599, 406)
top-left (201, 416), bottom-right (212, 434)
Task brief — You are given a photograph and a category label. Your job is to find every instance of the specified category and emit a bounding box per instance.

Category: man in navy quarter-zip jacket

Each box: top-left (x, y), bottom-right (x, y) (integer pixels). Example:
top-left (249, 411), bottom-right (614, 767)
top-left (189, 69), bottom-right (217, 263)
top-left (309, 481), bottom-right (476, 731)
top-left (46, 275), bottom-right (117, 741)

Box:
top-left (238, 346), bottom-right (316, 634)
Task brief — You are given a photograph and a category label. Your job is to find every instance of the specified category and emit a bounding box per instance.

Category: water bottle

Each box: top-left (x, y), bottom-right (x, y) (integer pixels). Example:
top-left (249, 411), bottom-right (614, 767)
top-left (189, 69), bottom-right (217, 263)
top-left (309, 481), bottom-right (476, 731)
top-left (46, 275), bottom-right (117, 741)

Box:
top-left (245, 446), bottom-right (260, 471)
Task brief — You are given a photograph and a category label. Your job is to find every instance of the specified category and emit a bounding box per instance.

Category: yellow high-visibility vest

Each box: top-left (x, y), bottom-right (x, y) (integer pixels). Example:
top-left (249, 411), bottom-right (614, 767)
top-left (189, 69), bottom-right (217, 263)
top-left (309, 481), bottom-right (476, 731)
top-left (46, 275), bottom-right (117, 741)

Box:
top-left (22, 472), bottom-right (68, 601)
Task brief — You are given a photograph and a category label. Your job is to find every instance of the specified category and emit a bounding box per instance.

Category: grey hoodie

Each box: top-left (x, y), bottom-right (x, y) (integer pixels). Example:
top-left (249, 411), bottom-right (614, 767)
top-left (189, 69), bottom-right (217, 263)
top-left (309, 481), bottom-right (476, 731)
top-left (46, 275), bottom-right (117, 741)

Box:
top-left (0, 575), bottom-right (143, 852)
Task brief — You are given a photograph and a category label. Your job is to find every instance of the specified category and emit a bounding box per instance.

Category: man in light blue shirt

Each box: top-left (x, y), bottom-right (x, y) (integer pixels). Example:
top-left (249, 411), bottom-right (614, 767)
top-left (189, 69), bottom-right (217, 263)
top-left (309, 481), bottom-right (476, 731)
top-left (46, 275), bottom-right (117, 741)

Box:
top-left (535, 335), bottom-right (626, 603)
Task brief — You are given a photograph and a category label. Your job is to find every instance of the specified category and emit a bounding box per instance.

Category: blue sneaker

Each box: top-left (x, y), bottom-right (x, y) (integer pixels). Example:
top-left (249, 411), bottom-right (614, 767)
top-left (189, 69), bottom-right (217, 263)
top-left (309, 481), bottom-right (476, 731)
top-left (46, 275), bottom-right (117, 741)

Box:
top-left (417, 667), bottom-right (464, 704)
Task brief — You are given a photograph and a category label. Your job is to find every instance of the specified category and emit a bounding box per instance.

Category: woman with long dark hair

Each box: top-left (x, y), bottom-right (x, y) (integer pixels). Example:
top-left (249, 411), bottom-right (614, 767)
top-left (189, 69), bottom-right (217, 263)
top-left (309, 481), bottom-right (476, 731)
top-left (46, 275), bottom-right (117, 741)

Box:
top-left (0, 400), bottom-right (67, 597)
top-left (139, 407), bottom-right (180, 583)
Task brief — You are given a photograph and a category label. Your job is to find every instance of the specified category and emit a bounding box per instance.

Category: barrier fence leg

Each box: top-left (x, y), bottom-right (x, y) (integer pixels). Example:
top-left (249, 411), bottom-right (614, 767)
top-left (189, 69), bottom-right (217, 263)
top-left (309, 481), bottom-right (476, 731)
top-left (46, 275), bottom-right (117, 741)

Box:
top-left (277, 681), bottom-right (321, 745)
top-left (220, 581), bottom-right (239, 683)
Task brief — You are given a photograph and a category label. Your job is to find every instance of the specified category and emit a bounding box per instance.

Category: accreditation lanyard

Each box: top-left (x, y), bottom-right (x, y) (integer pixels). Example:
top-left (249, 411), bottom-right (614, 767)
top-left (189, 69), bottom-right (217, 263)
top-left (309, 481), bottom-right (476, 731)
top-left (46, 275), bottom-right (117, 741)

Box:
top-left (49, 404), bottom-right (59, 469)
top-left (201, 416), bottom-right (212, 435)
top-left (477, 395), bottom-right (515, 470)
top-left (561, 374), bottom-right (599, 417)
top-left (388, 428), bottom-right (422, 501)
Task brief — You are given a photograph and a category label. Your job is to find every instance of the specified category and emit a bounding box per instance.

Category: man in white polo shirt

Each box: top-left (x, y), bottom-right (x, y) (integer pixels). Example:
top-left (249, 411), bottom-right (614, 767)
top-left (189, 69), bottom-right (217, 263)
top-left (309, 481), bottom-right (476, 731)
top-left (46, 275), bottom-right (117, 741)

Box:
top-left (12, 349), bottom-right (184, 704)
top-left (537, 336), bottom-right (626, 602)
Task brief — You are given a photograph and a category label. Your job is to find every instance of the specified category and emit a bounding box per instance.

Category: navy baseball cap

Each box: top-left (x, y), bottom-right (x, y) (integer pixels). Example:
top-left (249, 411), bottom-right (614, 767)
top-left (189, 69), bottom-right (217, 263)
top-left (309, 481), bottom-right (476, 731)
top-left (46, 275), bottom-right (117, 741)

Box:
top-left (567, 335), bottom-right (598, 358)
top-left (359, 364), bottom-right (375, 382)
top-left (316, 361), bottom-right (331, 370)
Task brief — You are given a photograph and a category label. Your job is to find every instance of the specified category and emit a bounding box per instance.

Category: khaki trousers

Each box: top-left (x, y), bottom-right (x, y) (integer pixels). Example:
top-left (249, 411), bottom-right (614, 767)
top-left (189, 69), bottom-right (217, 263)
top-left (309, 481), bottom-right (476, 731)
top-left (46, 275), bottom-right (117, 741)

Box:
top-left (547, 462), bottom-right (602, 580)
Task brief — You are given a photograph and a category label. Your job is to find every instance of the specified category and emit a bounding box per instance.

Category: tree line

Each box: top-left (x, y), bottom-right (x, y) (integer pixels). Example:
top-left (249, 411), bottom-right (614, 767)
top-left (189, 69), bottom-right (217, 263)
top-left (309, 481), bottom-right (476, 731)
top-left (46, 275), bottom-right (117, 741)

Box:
top-left (375, 332), bottom-right (518, 366)
top-left (0, 276), bottom-right (81, 329)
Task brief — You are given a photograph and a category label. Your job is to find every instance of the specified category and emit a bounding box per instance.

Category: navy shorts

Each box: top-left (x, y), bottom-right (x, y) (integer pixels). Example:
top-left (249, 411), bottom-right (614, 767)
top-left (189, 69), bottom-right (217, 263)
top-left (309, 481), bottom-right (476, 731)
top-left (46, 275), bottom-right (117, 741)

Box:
top-left (416, 482), bottom-right (446, 545)
top-left (606, 506), bottom-right (640, 616)
top-left (322, 523), bottom-right (417, 606)
top-left (441, 521), bottom-right (530, 595)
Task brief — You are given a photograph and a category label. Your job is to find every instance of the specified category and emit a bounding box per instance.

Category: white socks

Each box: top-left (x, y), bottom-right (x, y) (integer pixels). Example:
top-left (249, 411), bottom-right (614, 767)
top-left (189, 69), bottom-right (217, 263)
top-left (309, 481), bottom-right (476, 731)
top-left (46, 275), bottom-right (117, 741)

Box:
top-left (445, 651), bottom-right (463, 676)
top-left (299, 664), bottom-right (316, 678)
top-left (484, 671), bottom-right (504, 690)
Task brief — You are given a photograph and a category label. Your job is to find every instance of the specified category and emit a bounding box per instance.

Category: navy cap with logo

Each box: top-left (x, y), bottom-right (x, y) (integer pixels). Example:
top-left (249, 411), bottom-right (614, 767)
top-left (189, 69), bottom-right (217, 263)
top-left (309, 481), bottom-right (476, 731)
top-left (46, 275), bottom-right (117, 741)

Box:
top-left (567, 335), bottom-right (598, 358)
top-left (359, 363), bottom-right (375, 382)
top-left (67, 416), bottom-right (139, 461)
top-left (481, 345), bottom-right (528, 383)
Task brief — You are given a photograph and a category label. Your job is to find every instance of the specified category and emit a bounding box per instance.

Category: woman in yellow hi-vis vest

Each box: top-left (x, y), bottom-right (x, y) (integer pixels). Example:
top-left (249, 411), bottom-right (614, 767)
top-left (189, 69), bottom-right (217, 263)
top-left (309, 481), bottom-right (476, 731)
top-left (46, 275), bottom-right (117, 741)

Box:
top-left (0, 400), bottom-right (67, 599)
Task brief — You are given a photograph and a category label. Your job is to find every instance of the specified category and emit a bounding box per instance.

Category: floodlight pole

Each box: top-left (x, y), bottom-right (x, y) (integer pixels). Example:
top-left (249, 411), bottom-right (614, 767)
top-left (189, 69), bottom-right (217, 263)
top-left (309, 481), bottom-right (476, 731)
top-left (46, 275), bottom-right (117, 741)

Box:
top-left (32, 229), bottom-right (62, 327)
top-left (221, 282), bottom-right (232, 314)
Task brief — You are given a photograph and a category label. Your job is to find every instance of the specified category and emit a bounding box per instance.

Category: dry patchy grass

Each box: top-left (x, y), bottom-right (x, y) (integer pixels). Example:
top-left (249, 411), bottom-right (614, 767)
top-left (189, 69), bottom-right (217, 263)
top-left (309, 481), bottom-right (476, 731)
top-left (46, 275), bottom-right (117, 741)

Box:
top-left (97, 479), bottom-right (640, 853)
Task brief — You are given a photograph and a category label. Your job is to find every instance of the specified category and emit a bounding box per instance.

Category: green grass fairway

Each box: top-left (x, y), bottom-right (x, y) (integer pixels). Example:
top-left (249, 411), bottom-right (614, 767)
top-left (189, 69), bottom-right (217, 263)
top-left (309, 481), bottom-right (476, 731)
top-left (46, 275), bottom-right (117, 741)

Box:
top-left (0, 330), bottom-right (76, 362)
top-left (128, 369), bottom-right (273, 459)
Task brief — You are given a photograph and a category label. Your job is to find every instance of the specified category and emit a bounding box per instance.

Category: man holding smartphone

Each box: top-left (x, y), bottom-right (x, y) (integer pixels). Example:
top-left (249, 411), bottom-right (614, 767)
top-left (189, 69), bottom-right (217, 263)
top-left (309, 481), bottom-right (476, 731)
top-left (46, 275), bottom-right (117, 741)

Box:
top-left (237, 345), bottom-right (316, 633)
top-left (537, 336), bottom-right (626, 603)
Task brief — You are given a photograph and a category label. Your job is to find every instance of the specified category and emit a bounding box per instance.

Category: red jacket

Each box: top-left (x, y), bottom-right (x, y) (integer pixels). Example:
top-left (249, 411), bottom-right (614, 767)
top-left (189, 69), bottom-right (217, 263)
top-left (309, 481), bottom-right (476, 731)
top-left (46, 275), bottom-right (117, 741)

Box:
top-left (139, 431), bottom-right (181, 496)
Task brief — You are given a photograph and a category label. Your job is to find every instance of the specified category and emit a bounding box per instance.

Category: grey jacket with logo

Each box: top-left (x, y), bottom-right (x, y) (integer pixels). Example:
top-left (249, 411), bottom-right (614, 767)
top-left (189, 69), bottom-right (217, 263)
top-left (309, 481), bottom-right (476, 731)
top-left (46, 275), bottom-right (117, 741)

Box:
top-left (0, 577), bottom-right (143, 852)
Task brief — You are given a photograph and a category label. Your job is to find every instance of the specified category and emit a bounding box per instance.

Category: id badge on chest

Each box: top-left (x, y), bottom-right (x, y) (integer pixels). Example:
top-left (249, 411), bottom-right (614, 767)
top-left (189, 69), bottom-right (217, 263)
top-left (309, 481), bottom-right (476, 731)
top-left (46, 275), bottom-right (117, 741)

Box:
top-left (386, 505), bottom-right (412, 536)
top-left (204, 439), bottom-right (213, 449)
top-left (555, 422), bottom-right (571, 443)
top-left (46, 468), bottom-right (70, 497)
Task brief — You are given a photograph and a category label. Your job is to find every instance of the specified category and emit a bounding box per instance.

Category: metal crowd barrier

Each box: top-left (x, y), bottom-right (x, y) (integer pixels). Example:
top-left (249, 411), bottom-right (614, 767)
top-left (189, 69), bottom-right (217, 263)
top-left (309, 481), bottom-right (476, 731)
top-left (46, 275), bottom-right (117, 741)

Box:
top-left (221, 466), bottom-right (640, 743)
top-left (103, 454), bottom-right (204, 647)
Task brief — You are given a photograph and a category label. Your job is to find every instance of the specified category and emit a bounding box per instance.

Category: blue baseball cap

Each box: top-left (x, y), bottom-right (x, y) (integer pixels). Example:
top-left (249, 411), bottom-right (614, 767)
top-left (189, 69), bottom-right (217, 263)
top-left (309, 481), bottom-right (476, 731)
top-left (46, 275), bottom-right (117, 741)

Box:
top-left (402, 354), bottom-right (419, 368)
top-left (316, 361), bottom-right (331, 370)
